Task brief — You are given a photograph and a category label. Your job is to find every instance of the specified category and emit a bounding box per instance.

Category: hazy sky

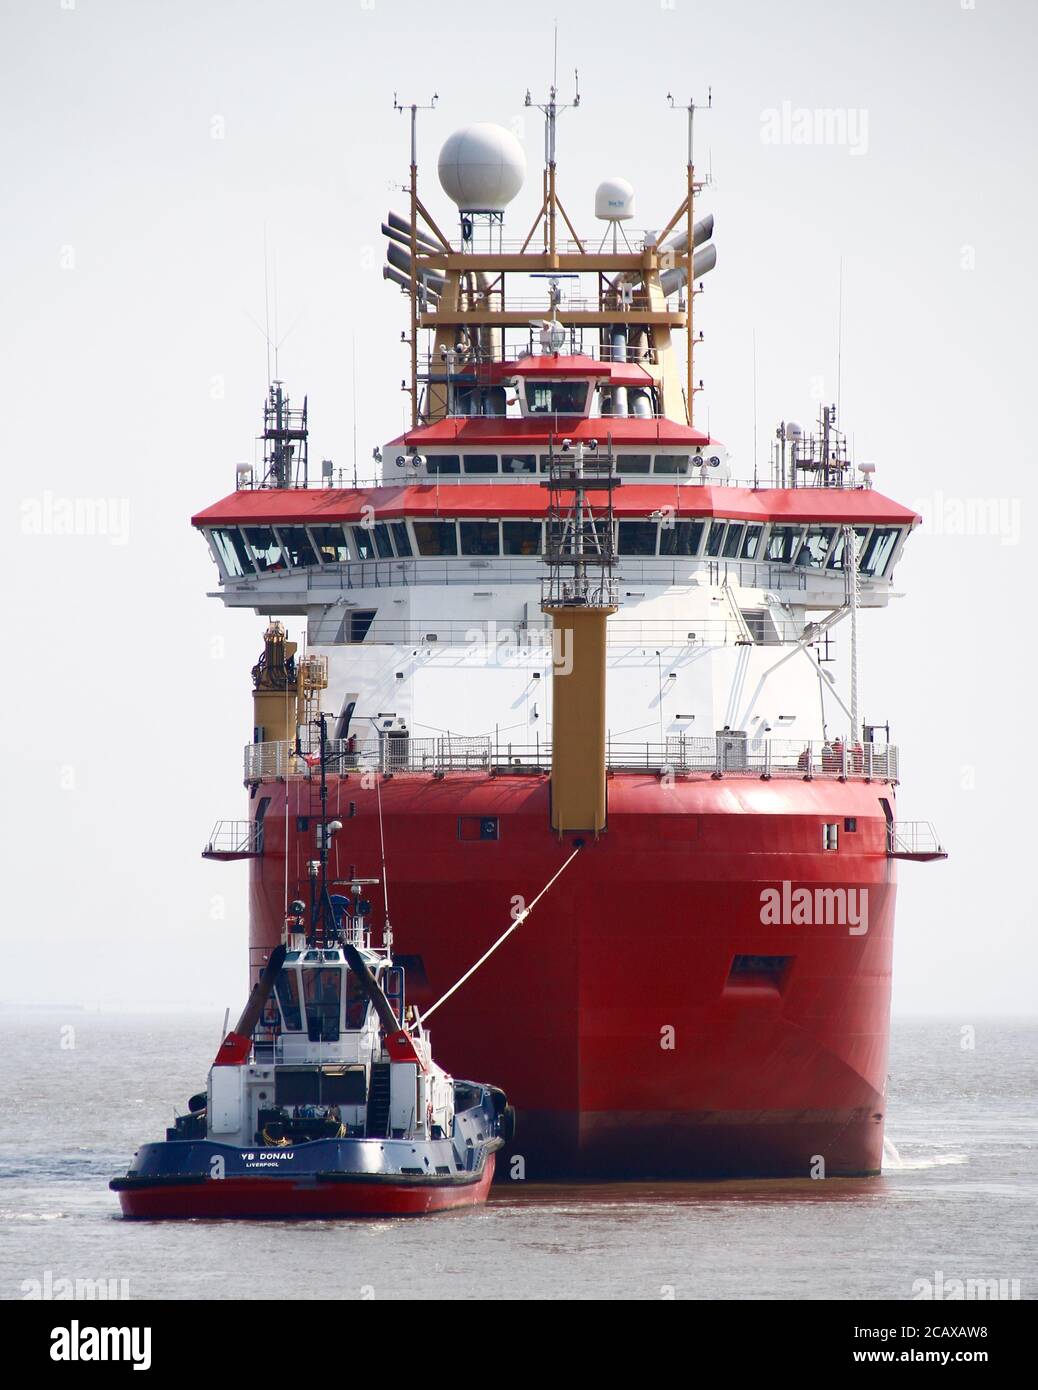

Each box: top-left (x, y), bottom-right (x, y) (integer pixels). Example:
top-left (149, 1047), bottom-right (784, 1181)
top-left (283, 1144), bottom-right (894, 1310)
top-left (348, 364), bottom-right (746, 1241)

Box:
top-left (1, 0), bottom-right (1034, 1015)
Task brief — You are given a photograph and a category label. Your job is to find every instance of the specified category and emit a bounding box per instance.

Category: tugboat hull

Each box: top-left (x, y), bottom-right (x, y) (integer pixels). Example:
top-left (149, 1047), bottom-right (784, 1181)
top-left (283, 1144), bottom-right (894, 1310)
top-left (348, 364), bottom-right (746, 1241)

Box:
top-left (112, 1136), bottom-right (499, 1220)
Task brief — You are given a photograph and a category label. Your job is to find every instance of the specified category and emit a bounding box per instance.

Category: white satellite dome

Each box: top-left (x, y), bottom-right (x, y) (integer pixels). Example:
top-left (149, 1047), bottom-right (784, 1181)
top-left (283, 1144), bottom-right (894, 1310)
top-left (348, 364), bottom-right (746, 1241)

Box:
top-left (437, 124), bottom-right (526, 213)
top-left (595, 177), bottom-right (636, 221)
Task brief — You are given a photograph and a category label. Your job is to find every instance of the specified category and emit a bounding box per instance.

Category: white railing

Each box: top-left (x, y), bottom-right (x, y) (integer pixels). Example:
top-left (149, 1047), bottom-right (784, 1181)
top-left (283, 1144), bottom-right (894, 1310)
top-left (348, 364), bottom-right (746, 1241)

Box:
top-left (889, 821), bottom-right (945, 857)
top-left (233, 469), bottom-right (869, 492)
top-left (221, 555), bottom-right (842, 601)
top-left (244, 736), bottom-right (898, 784)
top-left (203, 819), bottom-right (261, 855)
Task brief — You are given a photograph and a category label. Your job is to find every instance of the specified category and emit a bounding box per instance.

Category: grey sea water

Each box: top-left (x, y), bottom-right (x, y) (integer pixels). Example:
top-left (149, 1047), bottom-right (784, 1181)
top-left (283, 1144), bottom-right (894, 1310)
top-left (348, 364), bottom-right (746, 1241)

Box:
top-left (0, 1013), bottom-right (1034, 1301)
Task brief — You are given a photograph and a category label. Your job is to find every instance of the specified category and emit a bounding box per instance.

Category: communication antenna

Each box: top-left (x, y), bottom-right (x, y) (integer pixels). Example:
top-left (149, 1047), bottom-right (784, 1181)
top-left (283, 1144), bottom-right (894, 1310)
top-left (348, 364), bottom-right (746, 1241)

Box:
top-left (667, 89), bottom-right (713, 426)
top-left (836, 256), bottom-right (844, 419)
top-left (524, 49), bottom-right (581, 257)
top-left (393, 92), bottom-right (439, 429)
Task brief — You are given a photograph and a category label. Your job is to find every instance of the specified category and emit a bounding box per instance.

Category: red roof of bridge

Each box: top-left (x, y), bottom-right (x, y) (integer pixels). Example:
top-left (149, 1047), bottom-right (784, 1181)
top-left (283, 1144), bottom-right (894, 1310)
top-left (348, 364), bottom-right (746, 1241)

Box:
top-left (192, 484), bottom-right (921, 528)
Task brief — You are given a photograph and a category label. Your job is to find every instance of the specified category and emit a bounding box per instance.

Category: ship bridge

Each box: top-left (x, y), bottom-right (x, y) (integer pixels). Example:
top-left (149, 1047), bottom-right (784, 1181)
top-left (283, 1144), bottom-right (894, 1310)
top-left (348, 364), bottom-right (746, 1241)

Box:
top-left (191, 97), bottom-right (925, 811)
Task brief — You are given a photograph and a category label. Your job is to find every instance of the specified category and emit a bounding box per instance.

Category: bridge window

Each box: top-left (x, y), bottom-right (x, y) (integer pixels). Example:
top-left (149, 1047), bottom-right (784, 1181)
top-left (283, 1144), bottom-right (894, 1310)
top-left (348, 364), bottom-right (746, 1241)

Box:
top-left (502, 453), bottom-right (536, 474)
top-left (502, 520), bottom-right (542, 556)
top-left (826, 526), bottom-right (870, 570)
top-left (244, 526), bottom-right (288, 572)
top-left (426, 454), bottom-right (461, 474)
top-left (462, 454), bottom-right (498, 474)
top-left (741, 524), bottom-right (764, 559)
top-left (310, 525), bottom-right (352, 564)
top-left (350, 524), bottom-right (394, 560)
top-left (460, 520), bottom-right (500, 555)
top-left (765, 525), bottom-right (802, 564)
top-left (659, 519), bottom-right (704, 556)
top-left (860, 526), bottom-right (900, 577)
top-left (525, 380), bottom-right (589, 415)
top-left (389, 522), bottom-right (413, 557)
top-left (705, 520), bottom-right (727, 557)
top-left (413, 520), bottom-right (459, 556)
top-left (654, 454), bottom-right (690, 474)
top-left (278, 527), bottom-right (319, 568)
top-left (211, 527), bottom-right (254, 578)
top-left (722, 523), bottom-right (745, 558)
top-left (796, 527), bottom-right (837, 568)
top-left (616, 454), bottom-right (651, 474)
top-left (618, 520), bottom-right (658, 555)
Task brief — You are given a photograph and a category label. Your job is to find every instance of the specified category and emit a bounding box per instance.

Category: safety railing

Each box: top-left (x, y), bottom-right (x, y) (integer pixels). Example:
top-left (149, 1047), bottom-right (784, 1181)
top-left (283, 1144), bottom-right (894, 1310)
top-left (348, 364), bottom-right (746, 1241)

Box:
top-left (244, 735), bottom-right (899, 784)
top-left (202, 820), bottom-right (262, 857)
top-left (219, 554), bottom-right (846, 602)
top-left (888, 821), bottom-right (946, 859)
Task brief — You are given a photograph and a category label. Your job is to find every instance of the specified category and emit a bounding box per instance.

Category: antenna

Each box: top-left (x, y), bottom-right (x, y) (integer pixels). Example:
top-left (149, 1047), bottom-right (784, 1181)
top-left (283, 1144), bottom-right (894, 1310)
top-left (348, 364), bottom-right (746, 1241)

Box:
top-left (836, 256), bottom-right (844, 419)
top-left (524, 51), bottom-right (580, 258)
top-left (393, 92), bottom-right (439, 429)
top-left (667, 90), bottom-right (713, 426)
top-left (752, 328), bottom-right (759, 489)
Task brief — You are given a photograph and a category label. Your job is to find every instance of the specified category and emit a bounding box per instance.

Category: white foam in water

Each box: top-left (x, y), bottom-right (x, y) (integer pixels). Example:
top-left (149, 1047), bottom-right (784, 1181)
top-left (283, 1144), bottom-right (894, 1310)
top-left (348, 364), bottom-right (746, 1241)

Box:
top-left (882, 1137), bottom-right (968, 1171)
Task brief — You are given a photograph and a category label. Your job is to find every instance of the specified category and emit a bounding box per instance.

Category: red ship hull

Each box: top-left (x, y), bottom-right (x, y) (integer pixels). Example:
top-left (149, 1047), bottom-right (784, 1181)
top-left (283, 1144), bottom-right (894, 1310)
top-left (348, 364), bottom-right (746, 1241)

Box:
top-left (115, 1155), bottom-right (497, 1219)
top-left (248, 772), bottom-right (897, 1179)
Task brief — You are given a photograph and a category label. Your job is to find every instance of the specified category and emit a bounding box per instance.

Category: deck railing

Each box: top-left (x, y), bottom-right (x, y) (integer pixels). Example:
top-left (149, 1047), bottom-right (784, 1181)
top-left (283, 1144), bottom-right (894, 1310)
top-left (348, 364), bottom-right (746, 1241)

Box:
top-left (244, 735), bottom-right (899, 784)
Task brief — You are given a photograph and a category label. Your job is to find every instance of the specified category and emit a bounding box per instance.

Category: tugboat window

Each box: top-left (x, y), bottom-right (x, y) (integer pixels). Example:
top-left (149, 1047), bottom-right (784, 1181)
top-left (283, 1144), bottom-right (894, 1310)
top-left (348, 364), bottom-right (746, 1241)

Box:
top-left (274, 971), bottom-right (303, 1031)
top-left (426, 454), bottom-right (461, 474)
top-left (303, 968), bottom-right (342, 1042)
top-left (345, 971), bottom-right (368, 1029)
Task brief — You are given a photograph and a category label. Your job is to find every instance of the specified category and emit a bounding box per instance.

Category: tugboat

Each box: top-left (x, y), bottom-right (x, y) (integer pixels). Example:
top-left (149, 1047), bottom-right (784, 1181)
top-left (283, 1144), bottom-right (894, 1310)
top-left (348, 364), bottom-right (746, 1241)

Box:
top-left (111, 720), bottom-right (512, 1219)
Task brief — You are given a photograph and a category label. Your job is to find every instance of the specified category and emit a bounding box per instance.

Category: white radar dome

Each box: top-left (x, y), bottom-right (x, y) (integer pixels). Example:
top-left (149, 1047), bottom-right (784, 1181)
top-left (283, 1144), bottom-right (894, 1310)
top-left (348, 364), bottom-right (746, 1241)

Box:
top-left (595, 177), bottom-right (636, 221)
top-left (437, 124), bottom-right (526, 213)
